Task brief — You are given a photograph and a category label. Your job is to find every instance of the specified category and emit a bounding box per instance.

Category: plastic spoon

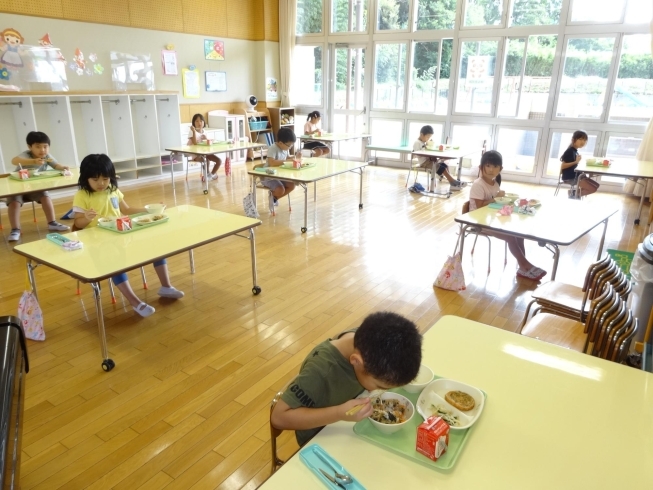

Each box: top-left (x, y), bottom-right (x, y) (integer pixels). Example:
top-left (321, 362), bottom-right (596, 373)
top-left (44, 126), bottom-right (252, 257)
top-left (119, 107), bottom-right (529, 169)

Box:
top-left (314, 449), bottom-right (353, 486)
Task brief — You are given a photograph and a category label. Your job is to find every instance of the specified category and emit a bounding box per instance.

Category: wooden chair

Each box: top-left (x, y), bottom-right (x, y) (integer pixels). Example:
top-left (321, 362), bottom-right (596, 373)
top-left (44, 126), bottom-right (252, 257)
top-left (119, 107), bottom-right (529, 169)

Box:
top-left (269, 382), bottom-right (297, 474)
top-left (610, 313), bottom-right (638, 363)
top-left (461, 201), bottom-right (507, 274)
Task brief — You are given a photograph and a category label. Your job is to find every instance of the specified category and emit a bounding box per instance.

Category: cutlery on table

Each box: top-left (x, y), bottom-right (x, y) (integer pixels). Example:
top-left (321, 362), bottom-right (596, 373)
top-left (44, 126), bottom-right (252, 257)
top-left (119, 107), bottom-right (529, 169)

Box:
top-left (319, 468), bottom-right (346, 489)
top-left (313, 449), bottom-right (353, 485)
top-left (345, 389), bottom-right (386, 416)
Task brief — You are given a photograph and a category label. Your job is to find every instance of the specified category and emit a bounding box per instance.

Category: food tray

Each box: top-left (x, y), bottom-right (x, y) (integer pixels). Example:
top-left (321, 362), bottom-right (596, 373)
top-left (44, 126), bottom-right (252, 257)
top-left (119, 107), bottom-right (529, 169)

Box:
top-left (9, 170), bottom-right (64, 181)
top-left (97, 213), bottom-right (169, 234)
top-left (585, 161), bottom-right (611, 167)
top-left (353, 381), bottom-right (486, 471)
top-left (280, 162), bottom-right (317, 170)
top-left (196, 141), bottom-right (228, 146)
top-left (299, 444), bottom-right (367, 490)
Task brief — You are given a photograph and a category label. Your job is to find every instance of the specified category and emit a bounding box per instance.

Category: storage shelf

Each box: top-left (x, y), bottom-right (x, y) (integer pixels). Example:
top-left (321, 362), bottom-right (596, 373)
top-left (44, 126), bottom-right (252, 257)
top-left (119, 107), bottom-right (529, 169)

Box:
top-left (136, 153), bottom-right (162, 160)
top-left (114, 168), bottom-right (137, 174)
top-left (110, 155), bottom-right (136, 163)
top-left (136, 163), bottom-right (164, 171)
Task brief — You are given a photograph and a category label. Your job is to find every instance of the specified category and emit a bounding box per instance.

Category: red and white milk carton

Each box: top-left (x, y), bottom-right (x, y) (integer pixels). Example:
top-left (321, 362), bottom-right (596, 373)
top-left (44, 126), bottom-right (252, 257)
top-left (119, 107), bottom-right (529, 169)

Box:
top-left (416, 415), bottom-right (450, 462)
top-left (18, 169), bottom-right (30, 180)
top-left (116, 217), bottom-right (132, 232)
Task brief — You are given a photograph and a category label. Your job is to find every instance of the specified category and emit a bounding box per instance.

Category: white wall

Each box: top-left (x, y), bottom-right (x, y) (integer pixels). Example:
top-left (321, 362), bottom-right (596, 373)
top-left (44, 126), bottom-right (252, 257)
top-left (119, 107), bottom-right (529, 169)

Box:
top-left (0, 13), bottom-right (279, 104)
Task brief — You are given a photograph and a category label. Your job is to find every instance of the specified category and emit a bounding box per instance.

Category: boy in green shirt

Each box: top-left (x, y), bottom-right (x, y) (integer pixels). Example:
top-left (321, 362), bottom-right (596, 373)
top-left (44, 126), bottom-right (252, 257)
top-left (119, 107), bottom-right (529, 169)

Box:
top-left (272, 311), bottom-right (423, 446)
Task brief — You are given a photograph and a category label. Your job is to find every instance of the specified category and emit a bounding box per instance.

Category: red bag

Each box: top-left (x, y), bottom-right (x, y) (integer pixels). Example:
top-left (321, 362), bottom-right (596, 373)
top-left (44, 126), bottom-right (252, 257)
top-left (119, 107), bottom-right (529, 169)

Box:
top-left (224, 156), bottom-right (231, 176)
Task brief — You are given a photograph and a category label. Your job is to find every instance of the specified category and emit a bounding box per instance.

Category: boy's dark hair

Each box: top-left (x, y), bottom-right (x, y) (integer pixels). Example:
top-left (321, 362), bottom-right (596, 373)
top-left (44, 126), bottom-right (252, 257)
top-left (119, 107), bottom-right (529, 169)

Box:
top-left (420, 125), bottom-right (434, 136)
top-left (26, 131), bottom-right (50, 146)
top-left (571, 130), bottom-right (588, 141)
top-left (481, 150), bottom-right (503, 167)
top-left (78, 154), bottom-right (118, 194)
top-left (354, 311), bottom-right (422, 386)
top-left (191, 113), bottom-right (206, 126)
top-left (277, 127), bottom-right (296, 144)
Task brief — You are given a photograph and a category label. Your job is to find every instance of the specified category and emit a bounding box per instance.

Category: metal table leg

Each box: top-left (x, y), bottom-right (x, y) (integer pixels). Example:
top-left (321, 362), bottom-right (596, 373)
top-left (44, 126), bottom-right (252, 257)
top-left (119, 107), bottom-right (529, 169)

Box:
top-left (189, 249), bottom-right (195, 274)
top-left (550, 244), bottom-right (561, 280)
top-left (359, 168), bottom-right (364, 209)
top-left (90, 282), bottom-right (115, 372)
top-left (203, 156), bottom-right (209, 195)
top-left (250, 227), bottom-right (261, 295)
top-left (25, 260), bottom-right (38, 301)
top-left (170, 151), bottom-right (175, 191)
top-left (457, 156), bottom-right (463, 181)
top-left (635, 180), bottom-right (646, 225)
top-left (301, 184), bottom-right (308, 233)
top-left (597, 218), bottom-right (609, 261)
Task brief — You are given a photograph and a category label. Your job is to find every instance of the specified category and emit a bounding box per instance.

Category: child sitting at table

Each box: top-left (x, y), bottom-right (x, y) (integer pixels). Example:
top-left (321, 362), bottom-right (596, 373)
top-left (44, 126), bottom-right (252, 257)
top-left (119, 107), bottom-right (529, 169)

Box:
top-left (559, 130), bottom-right (599, 199)
top-left (6, 131), bottom-right (71, 242)
top-left (72, 154), bottom-right (184, 317)
top-left (413, 125), bottom-right (466, 191)
top-left (302, 111), bottom-right (330, 157)
top-left (469, 150), bottom-right (547, 281)
top-left (260, 127), bottom-right (297, 205)
top-left (271, 311), bottom-right (422, 446)
top-left (188, 113), bottom-right (222, 181)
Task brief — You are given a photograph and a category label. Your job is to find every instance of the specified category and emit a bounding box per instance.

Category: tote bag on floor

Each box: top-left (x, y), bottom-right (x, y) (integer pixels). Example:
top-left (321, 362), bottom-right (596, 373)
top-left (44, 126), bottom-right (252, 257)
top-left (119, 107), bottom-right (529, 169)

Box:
top-left (434, 233), bottom-right (466, 291)
top-left (18, 290), bottom-right (45, 341)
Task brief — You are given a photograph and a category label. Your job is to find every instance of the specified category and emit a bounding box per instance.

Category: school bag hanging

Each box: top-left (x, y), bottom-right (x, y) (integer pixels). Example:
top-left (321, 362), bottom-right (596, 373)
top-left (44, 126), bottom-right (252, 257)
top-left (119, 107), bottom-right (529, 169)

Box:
top-left (17, 271), bottom-right (45, 341)
top-left (434, 232), bottom-right (466, 291)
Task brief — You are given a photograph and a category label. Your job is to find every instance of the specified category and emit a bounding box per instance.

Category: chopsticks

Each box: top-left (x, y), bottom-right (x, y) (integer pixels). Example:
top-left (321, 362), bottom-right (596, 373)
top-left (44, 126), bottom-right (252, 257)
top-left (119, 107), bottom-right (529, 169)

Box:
top-left (345, 389), bottom-right (386, 416)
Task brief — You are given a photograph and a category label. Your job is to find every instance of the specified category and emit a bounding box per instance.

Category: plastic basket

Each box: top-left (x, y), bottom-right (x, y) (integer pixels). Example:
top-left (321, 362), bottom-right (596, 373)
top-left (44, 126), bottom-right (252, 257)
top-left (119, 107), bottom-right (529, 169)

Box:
top-left (249, 121), bottom-right (268, 131)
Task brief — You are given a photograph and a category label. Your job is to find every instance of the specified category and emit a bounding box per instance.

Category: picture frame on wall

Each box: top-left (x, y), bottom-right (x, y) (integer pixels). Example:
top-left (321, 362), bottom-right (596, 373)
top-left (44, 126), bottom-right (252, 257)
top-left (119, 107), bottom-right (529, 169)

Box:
top-left (205, 71), bottom-right (227, 92)
top-left (204, 40), bottom-right (225, 61)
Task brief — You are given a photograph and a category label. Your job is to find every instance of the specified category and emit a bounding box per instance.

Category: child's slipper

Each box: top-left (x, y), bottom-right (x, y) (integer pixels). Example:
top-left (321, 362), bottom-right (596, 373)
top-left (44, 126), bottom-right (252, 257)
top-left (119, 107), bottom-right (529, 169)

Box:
top-left (516, 267), bottom-right (546, 281)
top-left (133, 302), bottom-right (155, 317)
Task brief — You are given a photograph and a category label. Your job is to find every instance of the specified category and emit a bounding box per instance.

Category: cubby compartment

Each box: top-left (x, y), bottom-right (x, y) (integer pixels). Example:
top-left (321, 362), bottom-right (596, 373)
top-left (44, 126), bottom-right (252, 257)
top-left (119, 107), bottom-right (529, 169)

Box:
top-left (131, 95), bottom-right (160, 160)
top-left (69, 96), bottom-right (107, 162)
top-left (157, 95), bottom-right (182, 156)
top-left (0, 97), bottom-right (36, 174)
top-left (32, 96), bottom-right (76, 166)
top-left (102, 95), bottom-right (135, 165)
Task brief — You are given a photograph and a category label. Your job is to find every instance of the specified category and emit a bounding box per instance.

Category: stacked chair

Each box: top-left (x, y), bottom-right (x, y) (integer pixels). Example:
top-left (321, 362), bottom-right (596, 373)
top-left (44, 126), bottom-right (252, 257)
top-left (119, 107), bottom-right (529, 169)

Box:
top-left (519, 256), bottom-right (637, 364)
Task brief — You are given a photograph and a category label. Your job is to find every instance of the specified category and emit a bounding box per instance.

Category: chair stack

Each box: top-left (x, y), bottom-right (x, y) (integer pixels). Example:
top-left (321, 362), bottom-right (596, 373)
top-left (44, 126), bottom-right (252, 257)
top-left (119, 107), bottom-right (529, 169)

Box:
top-left (519, 256), bottom-right (637, 364)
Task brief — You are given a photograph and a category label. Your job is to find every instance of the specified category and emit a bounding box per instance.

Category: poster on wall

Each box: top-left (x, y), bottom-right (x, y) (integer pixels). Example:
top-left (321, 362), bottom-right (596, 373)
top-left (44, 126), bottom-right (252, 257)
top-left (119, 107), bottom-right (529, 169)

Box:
top-left (182, 68), bottom-right (200, 98)
top-left (161, 50), bottom-right (177, 75)
top-left (205, 71), bottom-right (226, 92)
top-left (204, 40), bottom-right (225, 61)
top-left (266, 78), bottom-right (278, 99)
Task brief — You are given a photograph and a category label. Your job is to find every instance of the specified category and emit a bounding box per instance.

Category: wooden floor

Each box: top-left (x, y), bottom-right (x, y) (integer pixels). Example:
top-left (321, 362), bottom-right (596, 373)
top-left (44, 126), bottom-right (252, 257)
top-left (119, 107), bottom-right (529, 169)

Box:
top-left (1, 162), bottom-right (650, 489)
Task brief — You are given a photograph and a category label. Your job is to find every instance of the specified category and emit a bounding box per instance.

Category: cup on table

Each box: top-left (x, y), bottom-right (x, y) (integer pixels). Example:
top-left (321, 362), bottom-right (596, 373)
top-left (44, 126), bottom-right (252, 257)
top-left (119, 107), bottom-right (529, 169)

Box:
top-left (205, 138), bottom-right (212, 145)
top-left (426, 141), bottom-right (434, 150)
top-left (292, 159), bottom-right (301, 169)
top-left (144, 203), bottom-right (166, 215)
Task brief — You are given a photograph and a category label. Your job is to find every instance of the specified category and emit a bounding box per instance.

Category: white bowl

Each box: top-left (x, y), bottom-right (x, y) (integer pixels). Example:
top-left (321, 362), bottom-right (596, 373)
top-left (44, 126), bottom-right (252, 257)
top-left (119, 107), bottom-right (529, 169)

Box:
top-left (144, 204), bottom-right (166, 215)
top-left (586, 158), bottom-right (597, 164)
top-left (368, 392), bottom-right (415, 435)
top-left (494, 196), bottom-right (514, 205)
top-left (503, 193), bottom-right (519, 201)
top-left (404, 364), bottom-right (434, 394)
top-left (97, 218), bottom-right (116, 229)
top-left (416, 378), bottom-right (485, 430)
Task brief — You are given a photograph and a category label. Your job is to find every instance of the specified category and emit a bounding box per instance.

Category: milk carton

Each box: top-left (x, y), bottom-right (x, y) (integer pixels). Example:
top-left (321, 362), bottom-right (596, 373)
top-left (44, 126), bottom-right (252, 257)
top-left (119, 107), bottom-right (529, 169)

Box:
top-left (416, 416), bottom-right (449, 462)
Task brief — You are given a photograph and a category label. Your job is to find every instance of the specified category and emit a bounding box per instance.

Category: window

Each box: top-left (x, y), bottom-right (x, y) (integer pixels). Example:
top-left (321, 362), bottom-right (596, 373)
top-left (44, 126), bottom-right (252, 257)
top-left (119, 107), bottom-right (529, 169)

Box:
top-left (545, 130), bottom-right (598, 177)
top-left (297, 0), bottom-right (323, 34)
top-left (451, 124), bottom-right (492, 148)
top-left (496, 127), bottom-right (540, 173)
top-left (293, 46), bottom-right (323, 106)
top-left (332, 0), bottom-right (368, 33)
top-left (409, 40), bottom-right (453, 114)
top-left (374, 43), bottom-right (408, 109)
top-left (335, 47), bottom-right (365, 110)
top-left (609, 34), bottom-right (653, 123)
top-left (370, 119), bottom-right (404, 159)
top-left (555, 37), bottom-right (616, 119)
top-left (416, 0), bottom-right (457, 30)
top-left (455, 40), bottom-right (499, 114)
top-left (510, 0), bottom-right (561, 26)
top-left (498, 35), bottom-right (557, 118)
top-left (570, 0), bottom-right (626, 23)
top-left (464, 0), bottom-right (504, 27)
top-left (604, 134), bottom-right (642, 182)
top-left (377, 0), bottom-right (410, 30)
top-left (625, 0), bottom-right (653, 24)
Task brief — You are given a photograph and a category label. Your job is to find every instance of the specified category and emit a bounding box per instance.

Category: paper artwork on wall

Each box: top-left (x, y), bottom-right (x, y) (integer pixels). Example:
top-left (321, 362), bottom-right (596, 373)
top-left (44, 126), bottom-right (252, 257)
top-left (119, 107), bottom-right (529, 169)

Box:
top-left (266, 78), bottom-right (278, 99)
top-left (161, 50), bottom-right (177, 75)
top-left (204, 40), bottom-right (225, 61)
top-left (205, 71), bottom-right (226, 92)
top-left (67, 48), bottom-right (103, 77)
top-left (0, 28), bottom-right (25, 69)
top-left (182, 68), bottom-right (200, 98)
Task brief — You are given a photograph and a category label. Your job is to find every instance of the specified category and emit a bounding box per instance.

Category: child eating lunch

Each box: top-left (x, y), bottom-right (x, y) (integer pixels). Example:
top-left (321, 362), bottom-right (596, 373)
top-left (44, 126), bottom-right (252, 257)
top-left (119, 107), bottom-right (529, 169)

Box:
top-left (72, 154), bottom-right (184, 317)
top-left (469, 150), bottom-right (546, 281)
top-left (271, 311), bottom-right (422, 446)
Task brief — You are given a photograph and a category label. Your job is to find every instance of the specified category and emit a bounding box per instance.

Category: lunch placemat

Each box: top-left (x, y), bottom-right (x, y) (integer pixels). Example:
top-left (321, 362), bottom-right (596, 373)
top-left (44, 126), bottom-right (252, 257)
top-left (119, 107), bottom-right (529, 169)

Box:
top-left (97, 214), bottom-right (169, 234)
top-left (353, 383), bottom-right (486, 471)
top-left (280, 162), bottom-right (318, 170)
top-left (9, 170), bottom-right (64, 181)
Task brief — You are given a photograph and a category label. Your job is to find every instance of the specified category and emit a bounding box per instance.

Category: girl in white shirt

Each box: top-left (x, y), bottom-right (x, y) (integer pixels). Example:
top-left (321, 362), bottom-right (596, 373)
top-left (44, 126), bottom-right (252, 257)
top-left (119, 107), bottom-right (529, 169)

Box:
top-left (188, 114), bottom-right (222, 181)
top-left (302, 111), bottom-right (330, 157)
top-left (468, 150), bottom-right (546, 281)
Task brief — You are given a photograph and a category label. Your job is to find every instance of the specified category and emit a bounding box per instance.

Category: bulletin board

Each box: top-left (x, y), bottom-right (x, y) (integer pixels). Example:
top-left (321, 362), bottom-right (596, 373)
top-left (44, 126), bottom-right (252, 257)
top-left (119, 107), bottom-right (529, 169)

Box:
top-left (205, 71), bottom-right (226, 92)
top-left (181, 68), bottom-right (200, 98)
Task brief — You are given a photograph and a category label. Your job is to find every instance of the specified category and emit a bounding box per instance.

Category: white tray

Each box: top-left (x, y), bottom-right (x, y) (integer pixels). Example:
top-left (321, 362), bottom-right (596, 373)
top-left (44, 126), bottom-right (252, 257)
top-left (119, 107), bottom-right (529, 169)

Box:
top-left (416, 378), bottom-right (485, 430)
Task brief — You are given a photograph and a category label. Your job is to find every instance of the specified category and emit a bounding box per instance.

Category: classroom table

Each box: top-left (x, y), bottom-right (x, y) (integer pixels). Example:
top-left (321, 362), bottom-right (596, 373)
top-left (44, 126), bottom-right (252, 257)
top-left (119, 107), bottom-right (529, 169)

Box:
top-left (248, 158), bottom-right (367, 233)
top-left (576, 159), bottom-right (653, 225)
top-left (364, 144), bottom-right (413, 166)
top-left (165, 142), bottom-right (266, 194)
top-left (13, 205), bottom-right (261, 372)
top-left (454, 199), bottom-right (617, 280)
top-left (259, 315), bottom-right (653, 490)
top-left (412, 147), bottom-right (483, 196)
top-left (298, 133), bottom-right (371, 159)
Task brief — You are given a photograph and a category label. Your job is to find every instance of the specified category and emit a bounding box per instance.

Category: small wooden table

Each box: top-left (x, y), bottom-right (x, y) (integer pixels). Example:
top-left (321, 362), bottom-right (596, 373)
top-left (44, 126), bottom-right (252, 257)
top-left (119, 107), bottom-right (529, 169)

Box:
top-left (576, 159), bottom-right (653, 225)
top-left (13, 205), bottom-right (261, 372)
top-left (454, 199), bottom-right (617, 280)
top-left (298, 133), bottom-right (371, 159)
top-left (412, 147), bottom-right (483, 195)
top-left (166, 142), bottom-right (266, 194)
top-left (259, 316), bottom-right (653, 489)
top-left (248, 158), bottom-right (367, 233)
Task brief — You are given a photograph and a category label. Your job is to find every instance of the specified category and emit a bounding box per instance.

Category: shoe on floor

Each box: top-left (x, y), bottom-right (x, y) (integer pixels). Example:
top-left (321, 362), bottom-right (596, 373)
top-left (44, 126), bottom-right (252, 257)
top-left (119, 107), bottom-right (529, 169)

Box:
top-left (273, 197), bottom-right (279, 207)
top-left (8, 229), bottom-right (21, 242)
top-left (210, 173), bottom-right (219, 181)
top-left (516, 266), bottom-right (547, 281)
top-left (48, 221), bottom-right (70, 232)
top-left (158, 286), bottom-right (184, 299)
top-left (133, 302), bottom-right (155, 317)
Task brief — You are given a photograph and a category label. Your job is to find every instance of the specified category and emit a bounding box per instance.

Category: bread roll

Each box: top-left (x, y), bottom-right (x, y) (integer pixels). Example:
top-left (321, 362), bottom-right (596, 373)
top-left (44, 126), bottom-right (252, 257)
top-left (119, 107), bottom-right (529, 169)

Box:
top-left (445, 390), bottom-right (475, 411)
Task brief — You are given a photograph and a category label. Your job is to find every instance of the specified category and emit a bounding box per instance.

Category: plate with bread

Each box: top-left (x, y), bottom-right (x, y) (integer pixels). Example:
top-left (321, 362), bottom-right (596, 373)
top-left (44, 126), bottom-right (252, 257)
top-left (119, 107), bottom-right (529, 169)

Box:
top-left (416, 378), bottom-right (485, 430)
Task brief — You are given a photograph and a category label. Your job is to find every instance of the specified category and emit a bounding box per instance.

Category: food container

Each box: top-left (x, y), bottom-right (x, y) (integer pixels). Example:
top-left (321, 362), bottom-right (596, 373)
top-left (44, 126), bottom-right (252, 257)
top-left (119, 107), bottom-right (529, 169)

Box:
top-left (416, 416), bottom-right (450, 462)
top-left (426, 142), bottom-right (434, 149)
top-left (603, 159), bottom-right (611, 166)
top-left (205, 138), bottom-right (212, 145)
top-left (18, 169), bottom-right (29, 180)
top-left (368, 392), bottom-right (414, 435)
top-left (438, 145), bottom-right (444, 151)
top-left (416, 378), bottom-right (485, 430)
top-left (292, 159), bottom-right (301, 169)
top-left (144, 204), bottom-right (166, 215)
top-left (404, 364), bottom-right (434, 394)
top-left (116, 217), bottom-right (132, 232)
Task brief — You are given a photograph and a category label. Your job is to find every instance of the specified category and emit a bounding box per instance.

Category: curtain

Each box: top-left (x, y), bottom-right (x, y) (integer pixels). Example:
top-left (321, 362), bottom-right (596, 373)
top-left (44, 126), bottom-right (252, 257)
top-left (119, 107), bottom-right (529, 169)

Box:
top-left (278, 0), bottom-right (296, 108)
top-left (627, 19), bottom-right (653, 198)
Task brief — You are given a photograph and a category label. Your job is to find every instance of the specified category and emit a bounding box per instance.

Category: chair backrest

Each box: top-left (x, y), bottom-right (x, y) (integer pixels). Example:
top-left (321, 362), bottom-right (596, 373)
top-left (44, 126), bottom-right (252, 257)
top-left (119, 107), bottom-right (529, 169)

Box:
top-left (462, 201), bottom-right (470, 214)
top-left (604, 307), bottom-right (633, 360)
top-left (592, 299), bottom-right (628, 357)
top-left (269, 382), bottom-right (291, 473)
top-left (612, 316), bottom-right (638, 363)
top-left (584, 284), bottom-right (617, 337)
top-left (582, 255), bottom-right (612, 292)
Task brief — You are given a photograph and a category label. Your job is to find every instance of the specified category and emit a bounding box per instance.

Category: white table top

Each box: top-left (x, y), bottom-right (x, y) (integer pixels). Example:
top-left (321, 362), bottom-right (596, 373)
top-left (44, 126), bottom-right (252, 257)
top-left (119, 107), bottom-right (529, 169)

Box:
top-left (298, 133), bottom-right (371, 143)
top-left (165, 141), bottom-right (265, 155)
top-left (260, 316), bottom-right (653, 489)
top-left (13, 205), bottom-right (260, 282)
top-left (0, 169), bottom-right (79, 198)
top-left (248, 158), bottom-right (367, 183)
top-left (576, 159), bottom-right (653, 179)
top-left (454, 199), bottom-right (617, 246)
top-left (412, 147), bottom-right (483, 160)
